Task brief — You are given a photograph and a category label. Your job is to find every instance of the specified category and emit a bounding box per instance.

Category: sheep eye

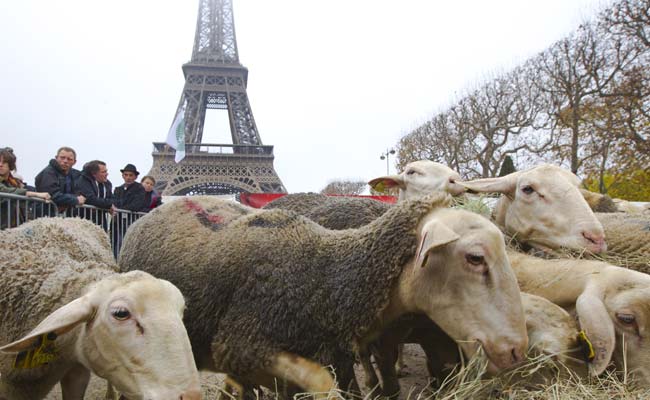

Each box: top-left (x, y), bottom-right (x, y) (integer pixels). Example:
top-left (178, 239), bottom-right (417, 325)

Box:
top-left (111, 308), bottom-right (131, 321)
top-left (406, 169), bottom-right (417, 175)
top-left (522, 185), bottom-right (534, 195)
top-left (466, 254), bottom-right (485, 266)
top-left (616, 312), bottom-right (636, 325)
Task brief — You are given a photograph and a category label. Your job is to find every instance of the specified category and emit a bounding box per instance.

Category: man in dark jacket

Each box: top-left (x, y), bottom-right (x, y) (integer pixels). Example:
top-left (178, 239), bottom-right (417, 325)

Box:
top-left (35, 146), bottom-right (85, 215)
top-left (112, 163), bottom-right (145, 258)
top-left (113, 163), bottom-right (145, 212)
top-left (75, 160), bottom-right (116, 230)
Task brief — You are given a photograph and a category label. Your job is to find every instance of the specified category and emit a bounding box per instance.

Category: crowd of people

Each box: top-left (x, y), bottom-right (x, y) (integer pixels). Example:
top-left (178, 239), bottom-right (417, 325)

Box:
top-left (0, 146), bottom-right (163, 234)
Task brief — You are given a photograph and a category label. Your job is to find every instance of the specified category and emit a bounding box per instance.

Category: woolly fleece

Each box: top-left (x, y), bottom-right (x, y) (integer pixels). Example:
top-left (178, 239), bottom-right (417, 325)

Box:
top-left (119, 194), bottom-right (450, 387)
top-left (263, 193), bottom-right (391, 229)
top-left (597, 212), bottom-right (650, 272)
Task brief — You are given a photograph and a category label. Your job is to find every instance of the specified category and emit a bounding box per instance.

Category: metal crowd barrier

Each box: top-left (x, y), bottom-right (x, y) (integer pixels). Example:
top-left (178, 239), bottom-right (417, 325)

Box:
top-left (0, 192), bottom-right (146, 258)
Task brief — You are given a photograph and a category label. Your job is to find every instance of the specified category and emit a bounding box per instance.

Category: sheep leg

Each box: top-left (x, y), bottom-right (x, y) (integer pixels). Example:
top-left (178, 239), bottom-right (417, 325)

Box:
top-left (419, 340), bottom-right (460, 388)
top-left (358, 345), bottom-right (380, 392)
top-left (395, 344), bottom-right (406, 376)
top-left (374, 344), bottom-right (401, 399)
top-left (409, 319), bottom-right (461, 388)
top-left (267, 351), bottom-right (336, 399)
top-left (334, 360), bottom-right (361, 396)
top-left (370, 326), bottom-right (414, 399)
top-left (60, 363), bottom-right (90, 400)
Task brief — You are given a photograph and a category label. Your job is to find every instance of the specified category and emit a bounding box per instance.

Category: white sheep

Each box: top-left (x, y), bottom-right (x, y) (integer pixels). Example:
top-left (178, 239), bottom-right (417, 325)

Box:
top-left (0, 217), bottom-right (201, 400)
top-left (459, 164), bottom-right (607, 254)
top-left (509, 250), bottom-right (650, 385)
top-left (368, 159), bottom-right (466, 199)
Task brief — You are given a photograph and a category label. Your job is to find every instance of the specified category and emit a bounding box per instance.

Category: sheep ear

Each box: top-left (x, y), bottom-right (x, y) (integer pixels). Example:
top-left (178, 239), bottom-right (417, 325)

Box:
top-left (368, 175), bottom-right (405, 193)
top-left (575, 291), bottom-right (615, 376)
top-left (416, 220), bottom-right (460, 268)
top-left (458, 172), bottom-right (519, 195)
top-left (0, 297), bottom-right (94, 353)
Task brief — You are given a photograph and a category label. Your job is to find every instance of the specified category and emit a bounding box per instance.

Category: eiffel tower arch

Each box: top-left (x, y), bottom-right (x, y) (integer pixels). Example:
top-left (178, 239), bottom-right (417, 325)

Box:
top-left (147, 0), bottom-right (286, 196)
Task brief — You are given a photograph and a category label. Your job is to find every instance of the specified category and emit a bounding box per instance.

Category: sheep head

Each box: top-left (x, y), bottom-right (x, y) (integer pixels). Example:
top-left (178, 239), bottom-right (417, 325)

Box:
top-left (403, 207), bottom-right (528, 374)
top-left (0, 271), bottom-right (201, 400)
top-left (583, 268), bottom-right (650, 385)
top-left (368, 160), bottom-right (465, 200)
top-left (459, 164), bottom-right (606, 254)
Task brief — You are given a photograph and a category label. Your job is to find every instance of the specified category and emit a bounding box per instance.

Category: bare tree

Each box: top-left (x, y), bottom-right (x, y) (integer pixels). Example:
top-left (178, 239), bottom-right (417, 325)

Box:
top-left (599, 0), bottom-right (650, 155)
top-left (604, 0), bottom-right (650, 48)
top-left (397, 69), bottom-right (548, 179)
top-left (320, 180), bottom-right (367, 195)
top-left (396, 1), bottom-right (649, 188)
top-left (457, 71), bottom-right (549, 177)
top-left (533, 23), bottom-right (637, 173)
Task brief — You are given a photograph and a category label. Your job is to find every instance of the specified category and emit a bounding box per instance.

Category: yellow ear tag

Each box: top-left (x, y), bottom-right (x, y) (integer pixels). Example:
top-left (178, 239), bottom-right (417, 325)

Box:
top-left (577, 330), bottom-right (595, 362)
top-left (373, 181), bottom-right (386, 193)
top-left (13, 332), bottom-right (59, 369)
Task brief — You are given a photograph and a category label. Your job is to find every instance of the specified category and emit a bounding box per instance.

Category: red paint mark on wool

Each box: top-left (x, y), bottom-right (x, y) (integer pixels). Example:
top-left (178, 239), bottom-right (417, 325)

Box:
top-left (184, 199), bottom-right (204, 213)
top-left (183, 199), bottom-right (224, 224)
top-left (205, 213), bottom-right (224, 224)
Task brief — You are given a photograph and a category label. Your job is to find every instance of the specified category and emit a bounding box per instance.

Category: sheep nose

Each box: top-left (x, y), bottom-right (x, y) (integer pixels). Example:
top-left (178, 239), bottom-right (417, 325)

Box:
top-left (582, 231), bottom-right (607, 253)
top-left (180, 389), bottom-right (202, 400)
top-left (511, 346), bottom-right (525, 364)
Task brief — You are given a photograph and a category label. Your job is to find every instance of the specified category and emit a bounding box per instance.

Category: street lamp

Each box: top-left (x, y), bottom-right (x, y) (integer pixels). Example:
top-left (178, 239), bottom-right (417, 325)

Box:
top-left (380, 148), bottom-right (396, 175)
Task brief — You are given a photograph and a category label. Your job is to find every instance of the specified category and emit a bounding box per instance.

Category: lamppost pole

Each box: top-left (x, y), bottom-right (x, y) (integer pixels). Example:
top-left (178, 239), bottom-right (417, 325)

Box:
top-left (380, 148), bottom-right (396, 175)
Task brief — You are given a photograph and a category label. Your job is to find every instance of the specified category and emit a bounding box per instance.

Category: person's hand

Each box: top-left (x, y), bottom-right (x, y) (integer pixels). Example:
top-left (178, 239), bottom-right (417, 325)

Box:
top-left (110, 204), bottom-right (118, 216)
top-left (77, 195), bottom-right (86, 205)
top-left (26, 191), bottom-right (51, 202)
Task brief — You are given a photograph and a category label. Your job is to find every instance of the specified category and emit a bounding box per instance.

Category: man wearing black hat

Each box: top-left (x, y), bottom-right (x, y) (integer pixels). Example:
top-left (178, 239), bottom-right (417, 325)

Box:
top-left (112, 164), bottom-right (146, 258)
top-left (113, 164), bottom-right (145, 212)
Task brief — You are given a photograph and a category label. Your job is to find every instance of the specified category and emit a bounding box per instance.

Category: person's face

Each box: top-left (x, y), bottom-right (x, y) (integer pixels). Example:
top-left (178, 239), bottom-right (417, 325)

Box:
top-left (55, 150), bottom-right (76, 173)
top-left (122, 171), bottom-right (137, 185)
top-left (0, 160), bottom-right (9, 178)
top-left (93, 164), bottom-right (109, 183)
top-left (142, 178), bottom-right (154, 193)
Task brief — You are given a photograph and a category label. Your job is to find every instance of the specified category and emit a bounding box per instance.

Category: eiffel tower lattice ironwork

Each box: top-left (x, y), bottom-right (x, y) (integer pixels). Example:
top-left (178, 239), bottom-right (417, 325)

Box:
top-left (147, 0), bottom-right (286, 196)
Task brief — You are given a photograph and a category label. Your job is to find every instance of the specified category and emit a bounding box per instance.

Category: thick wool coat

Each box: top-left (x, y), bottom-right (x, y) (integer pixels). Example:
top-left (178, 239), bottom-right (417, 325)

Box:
top-left (264, 193), bottom-right (391, 229)
top-left (119, 194), bottom-right (448, 385)
top-left (596, 212), bottom-right (650, 272)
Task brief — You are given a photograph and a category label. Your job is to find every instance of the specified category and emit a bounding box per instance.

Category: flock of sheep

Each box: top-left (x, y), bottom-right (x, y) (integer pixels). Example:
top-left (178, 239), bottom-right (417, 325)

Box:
top-left (0, 160), bottom-right (649, 399)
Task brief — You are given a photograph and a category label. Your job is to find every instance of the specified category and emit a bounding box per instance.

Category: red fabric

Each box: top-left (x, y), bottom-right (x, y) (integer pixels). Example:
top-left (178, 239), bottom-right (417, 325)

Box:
top-left (239, 193), bottom-right (397, 208)
top-left (239, 193), bottom-right (287, 208)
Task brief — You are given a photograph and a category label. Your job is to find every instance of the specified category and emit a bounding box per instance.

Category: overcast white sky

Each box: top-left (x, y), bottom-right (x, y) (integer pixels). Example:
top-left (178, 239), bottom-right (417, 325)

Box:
top-left (1, 0), bottom-right (606, 193)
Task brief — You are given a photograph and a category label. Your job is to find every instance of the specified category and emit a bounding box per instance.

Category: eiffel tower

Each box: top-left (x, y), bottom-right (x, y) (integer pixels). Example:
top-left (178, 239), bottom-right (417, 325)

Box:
top-left (147, 0), bottom-right (286, 196)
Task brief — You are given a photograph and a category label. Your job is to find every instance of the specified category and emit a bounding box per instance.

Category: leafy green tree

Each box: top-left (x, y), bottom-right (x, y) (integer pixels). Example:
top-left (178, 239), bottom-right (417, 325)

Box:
top-left (583, 168), bottom-right (650, 201)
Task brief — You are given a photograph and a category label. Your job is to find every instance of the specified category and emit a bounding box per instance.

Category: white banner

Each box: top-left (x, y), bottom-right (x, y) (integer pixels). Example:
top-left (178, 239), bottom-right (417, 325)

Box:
top-left (165, 107), bottom-right (186, 163)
